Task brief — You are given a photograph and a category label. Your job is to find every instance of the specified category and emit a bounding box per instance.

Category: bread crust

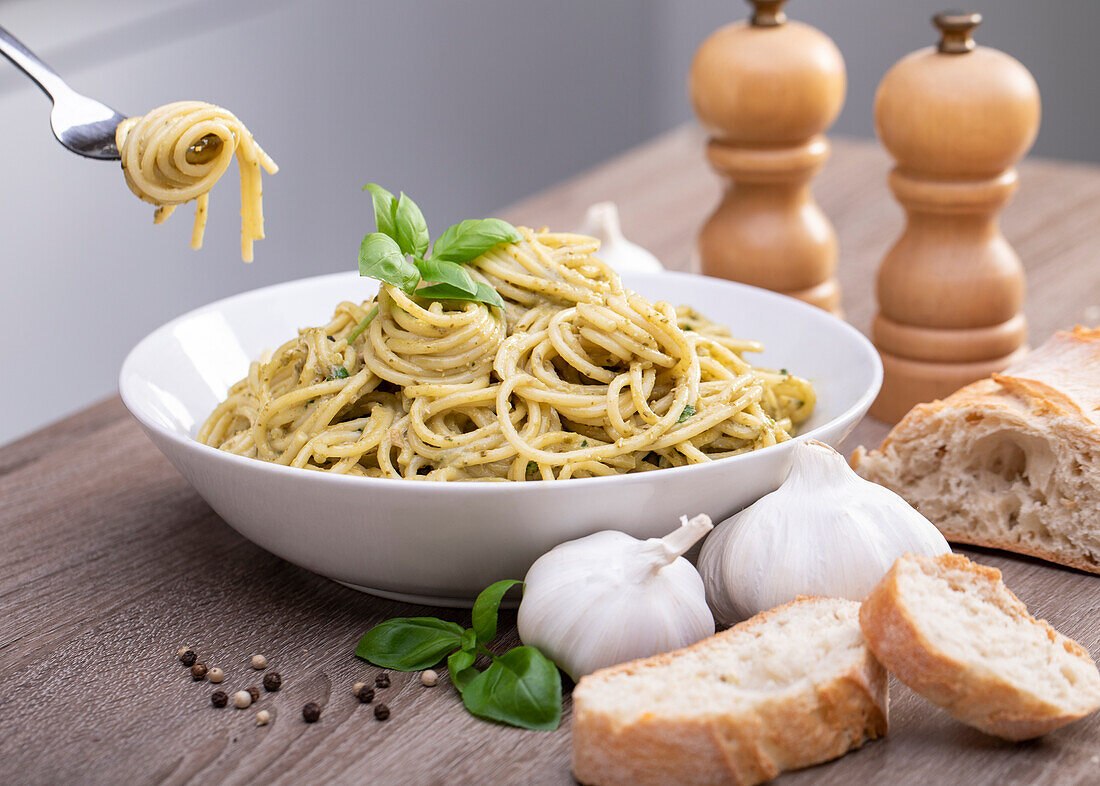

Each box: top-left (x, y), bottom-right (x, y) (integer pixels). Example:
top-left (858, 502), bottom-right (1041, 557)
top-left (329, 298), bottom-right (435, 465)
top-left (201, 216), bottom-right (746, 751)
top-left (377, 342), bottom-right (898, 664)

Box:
top-left (860, 552), bottom-right (1100, 741)
top-left (854, 326), bottom-right (1100, 574)
top-left (571, 597), bottom-right (888, 786)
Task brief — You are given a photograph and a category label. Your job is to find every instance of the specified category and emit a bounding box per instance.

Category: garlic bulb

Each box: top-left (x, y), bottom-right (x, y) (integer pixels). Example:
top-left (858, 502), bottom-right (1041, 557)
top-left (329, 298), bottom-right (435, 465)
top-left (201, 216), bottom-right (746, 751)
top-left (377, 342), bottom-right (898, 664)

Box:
top-left (699, 440), bottom-right (951, 626)
top-left (517, 514), bottom-right (714, 681)
top-left (579, 201), bottom-right (663, 273)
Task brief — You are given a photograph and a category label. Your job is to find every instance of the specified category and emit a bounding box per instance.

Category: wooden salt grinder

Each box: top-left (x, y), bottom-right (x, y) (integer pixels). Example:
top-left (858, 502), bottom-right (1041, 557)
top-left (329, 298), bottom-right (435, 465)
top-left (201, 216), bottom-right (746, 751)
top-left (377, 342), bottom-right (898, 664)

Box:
top-left (870, 11), bottom-right (1041, 423)
top-left (689, 0), bottom-right (846, 314)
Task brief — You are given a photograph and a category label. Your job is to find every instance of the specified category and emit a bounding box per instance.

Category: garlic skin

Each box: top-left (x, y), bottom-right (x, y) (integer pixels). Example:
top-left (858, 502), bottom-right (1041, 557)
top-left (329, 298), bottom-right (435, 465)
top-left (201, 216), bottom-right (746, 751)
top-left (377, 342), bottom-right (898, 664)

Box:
top-left (517, 514), bottom-right (714, 681)
top-left (699, 440), bottom-right (951, 626)
top-left (579, 202), bottom-right (663, 273)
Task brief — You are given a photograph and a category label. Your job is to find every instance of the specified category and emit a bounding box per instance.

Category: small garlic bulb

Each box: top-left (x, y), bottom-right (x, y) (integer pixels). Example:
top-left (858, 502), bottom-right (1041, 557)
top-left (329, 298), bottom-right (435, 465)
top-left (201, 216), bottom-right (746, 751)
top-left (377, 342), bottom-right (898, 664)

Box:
top-left (579, 202), bottom-right (663, 273)
top-left (699, 440), bottom-right (950, 626)
top-left (518, 514), bottom-right (714, 681)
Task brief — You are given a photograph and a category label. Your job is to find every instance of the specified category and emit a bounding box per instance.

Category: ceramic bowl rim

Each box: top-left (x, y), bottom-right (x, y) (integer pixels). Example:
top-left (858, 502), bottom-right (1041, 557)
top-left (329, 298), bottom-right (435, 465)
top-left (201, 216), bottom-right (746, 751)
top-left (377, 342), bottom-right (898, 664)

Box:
top-left (119, 269), bottom-right (883, 495)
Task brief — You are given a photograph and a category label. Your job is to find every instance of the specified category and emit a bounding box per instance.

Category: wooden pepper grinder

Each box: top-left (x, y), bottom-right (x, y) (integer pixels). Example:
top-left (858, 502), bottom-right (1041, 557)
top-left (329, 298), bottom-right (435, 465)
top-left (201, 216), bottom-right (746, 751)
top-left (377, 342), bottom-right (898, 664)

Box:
top-left (689, 0), bottom-right (846, 314)
top-left (870, 11), bottom-right (1041, 423)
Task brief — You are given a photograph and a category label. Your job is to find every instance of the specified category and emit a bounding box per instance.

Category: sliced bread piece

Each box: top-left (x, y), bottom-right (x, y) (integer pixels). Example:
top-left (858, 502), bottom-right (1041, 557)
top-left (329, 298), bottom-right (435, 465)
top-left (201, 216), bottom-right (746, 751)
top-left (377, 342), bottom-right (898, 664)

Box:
top-left (571, 597), bottom-right (887, 786)
top-left (852, 327), bottom-right (1100, 574)
top-left (860, 552), bottom-right (1100, 740)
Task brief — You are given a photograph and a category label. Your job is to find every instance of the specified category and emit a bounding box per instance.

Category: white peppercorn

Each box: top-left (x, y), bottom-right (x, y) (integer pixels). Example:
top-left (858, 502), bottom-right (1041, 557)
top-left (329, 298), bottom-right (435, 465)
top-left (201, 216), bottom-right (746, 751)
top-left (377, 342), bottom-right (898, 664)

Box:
top-left (251, 654), bottom-right (267, 670)
top-left (208, 667), bottom-right (225, 684)
top-left (233, 690), bottom-right (252, 709)
top-left (256, 710), bottom-right (271, 726)
top-left (420, 669), bottom-right (438, 687)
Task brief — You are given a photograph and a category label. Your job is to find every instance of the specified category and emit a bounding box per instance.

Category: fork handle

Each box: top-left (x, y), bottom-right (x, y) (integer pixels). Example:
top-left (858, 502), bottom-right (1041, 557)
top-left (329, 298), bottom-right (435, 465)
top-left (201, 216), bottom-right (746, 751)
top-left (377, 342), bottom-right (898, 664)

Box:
top-left (0, 24), bottom-right (77, 103)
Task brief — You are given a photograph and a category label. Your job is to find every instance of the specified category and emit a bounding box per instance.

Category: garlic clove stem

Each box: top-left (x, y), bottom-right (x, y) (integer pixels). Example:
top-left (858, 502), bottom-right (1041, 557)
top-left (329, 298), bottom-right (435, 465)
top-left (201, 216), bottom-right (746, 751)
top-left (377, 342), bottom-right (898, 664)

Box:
top-left (582, 202), bottom-right (624, 246)
top-left (579, 201), bottom-right (664, 273)
top-left (643, 514), bottom-right (713, 572)
top-left (785, 440), bottom-right (848, 486)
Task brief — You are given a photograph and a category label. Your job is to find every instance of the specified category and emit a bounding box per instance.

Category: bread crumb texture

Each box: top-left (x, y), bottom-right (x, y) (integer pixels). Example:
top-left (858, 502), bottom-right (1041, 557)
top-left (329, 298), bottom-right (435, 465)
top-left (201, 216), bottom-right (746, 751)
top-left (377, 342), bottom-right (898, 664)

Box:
top-left (572, 597), bottom-right (887, 786)
top-left (860, 552), bottom-right (1100, 740)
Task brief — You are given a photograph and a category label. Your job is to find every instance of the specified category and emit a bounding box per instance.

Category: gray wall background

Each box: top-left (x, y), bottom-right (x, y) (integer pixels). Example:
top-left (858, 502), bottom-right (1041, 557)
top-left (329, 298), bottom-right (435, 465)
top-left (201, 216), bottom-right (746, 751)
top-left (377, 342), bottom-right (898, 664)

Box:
top-left (2, 0), bottom-right (1098, 444)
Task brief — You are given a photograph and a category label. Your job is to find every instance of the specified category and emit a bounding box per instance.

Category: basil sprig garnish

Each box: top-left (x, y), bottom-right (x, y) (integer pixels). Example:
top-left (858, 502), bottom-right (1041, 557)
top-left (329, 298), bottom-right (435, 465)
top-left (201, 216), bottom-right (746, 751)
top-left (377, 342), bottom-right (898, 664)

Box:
top-left (355, 579), bottom-right (562, 731)
top-left (430, 218), bottom-right (524, 264)
top-left (358, 184), bottom-right (521, 309)
top-left (358, 233), bottom-right (419, 291)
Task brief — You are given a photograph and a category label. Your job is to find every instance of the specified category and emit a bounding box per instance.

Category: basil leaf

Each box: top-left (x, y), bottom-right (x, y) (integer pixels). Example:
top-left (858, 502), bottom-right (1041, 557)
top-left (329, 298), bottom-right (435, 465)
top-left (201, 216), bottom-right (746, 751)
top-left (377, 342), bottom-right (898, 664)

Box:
top-left (355, 617), bottom-right (464, 671)
top-left (448, 648), bottom-right (477, 693)
top-left (415, 257), bottom-right (477, 296)
top-left (416, 281), bottom-right (505, 310)
top-left (394, 192), bottom-right (430, 257)
top-left (359, 233), bottom-right (420, 293)
top-left (678, 404), bottom-right (696, 423)
top-left (459, 646), bottom-right (562, 731)
top-left (363, 183), bottom-right (398, 238)
top-left (472, 579), bottom-right (522, 645)
top-left (430, 218), bottom-right (522, 264)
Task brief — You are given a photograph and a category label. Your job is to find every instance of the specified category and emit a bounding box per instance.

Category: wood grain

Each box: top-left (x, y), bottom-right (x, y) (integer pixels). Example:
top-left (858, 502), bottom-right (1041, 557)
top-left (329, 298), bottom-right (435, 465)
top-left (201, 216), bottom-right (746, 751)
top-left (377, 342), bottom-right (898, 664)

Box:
top-left (3, 127), bottom-right (1100, 785)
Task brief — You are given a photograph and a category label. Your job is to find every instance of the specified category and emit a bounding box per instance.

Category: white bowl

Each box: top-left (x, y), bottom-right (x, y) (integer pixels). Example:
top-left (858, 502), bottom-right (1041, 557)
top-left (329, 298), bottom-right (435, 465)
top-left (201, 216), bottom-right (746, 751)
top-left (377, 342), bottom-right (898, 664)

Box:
top-left (120, 270), bottom-right (881, 606)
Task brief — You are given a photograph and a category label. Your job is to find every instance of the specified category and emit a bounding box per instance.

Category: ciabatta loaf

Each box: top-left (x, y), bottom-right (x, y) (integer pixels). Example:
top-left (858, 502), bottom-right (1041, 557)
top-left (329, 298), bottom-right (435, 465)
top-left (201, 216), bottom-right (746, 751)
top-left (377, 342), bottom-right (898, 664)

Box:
top-left (571, 597), bottom-right (887, 786)
top-left (853, 327), bottom-right (1100, 573)
top-left (860, 552), bottom-right (1100, 740)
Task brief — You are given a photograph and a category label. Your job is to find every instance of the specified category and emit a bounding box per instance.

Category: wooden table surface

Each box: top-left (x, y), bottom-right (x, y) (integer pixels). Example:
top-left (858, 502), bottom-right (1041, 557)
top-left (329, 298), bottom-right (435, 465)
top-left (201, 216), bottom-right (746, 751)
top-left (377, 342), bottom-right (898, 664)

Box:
top-left (3, 127), bottom-right (1100, 785)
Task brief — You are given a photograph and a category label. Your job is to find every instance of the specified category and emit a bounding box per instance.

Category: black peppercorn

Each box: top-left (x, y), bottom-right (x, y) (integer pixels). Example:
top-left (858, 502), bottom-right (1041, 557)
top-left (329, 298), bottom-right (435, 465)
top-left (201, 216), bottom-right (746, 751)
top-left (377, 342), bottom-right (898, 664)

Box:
top-left (263, 672), bottom-right (282, 692)
top-left (375, 672), bottom-right (390, 688)
top-left (247, 686), bottom-right (260, 702)
top-left (356, 685), bottom-right (374, 703)
top-left (191, 663), bottom-right (208, 681)
top-left (211, 690), bottom-right (228, 708)
top-left (374, 703), bottom-right (390, 721)
top-left (302, 702), bottom-right (321, 723)
top-left (179, 648), bottom-right (197, 668)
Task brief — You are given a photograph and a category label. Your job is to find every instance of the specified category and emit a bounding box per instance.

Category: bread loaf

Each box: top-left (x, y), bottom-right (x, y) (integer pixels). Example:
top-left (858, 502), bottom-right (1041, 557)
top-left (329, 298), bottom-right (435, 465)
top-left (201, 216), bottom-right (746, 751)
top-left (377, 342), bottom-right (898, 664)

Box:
top-left (571, 597), bottom-right (887, 786)
top-left (853, 327), bottom-right (1100, 573)
top-left (860, 552), bottom-right (1100, 740)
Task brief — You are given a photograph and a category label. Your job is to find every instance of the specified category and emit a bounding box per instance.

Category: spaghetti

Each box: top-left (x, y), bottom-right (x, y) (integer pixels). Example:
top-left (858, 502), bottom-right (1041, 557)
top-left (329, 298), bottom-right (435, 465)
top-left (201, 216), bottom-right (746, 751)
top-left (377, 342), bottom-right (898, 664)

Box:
top-left (116, 101), bottom-right (278, 262)
top-left (199, 228), bottom-right (815, 480)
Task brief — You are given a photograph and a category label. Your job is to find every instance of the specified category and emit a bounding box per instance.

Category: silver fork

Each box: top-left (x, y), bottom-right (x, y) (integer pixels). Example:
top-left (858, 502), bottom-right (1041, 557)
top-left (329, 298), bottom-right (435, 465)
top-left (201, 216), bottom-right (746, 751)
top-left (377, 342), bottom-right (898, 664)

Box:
top-left (0, 23), bottom-right (125, 159)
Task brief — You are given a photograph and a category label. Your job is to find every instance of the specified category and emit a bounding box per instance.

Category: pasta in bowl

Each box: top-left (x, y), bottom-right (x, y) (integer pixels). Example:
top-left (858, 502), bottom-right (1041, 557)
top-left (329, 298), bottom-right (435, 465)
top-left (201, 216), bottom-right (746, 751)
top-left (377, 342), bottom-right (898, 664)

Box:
top-left (121, 267), bottom-right (880, 605)
top-left (199, 229), bottom-right (814, 481)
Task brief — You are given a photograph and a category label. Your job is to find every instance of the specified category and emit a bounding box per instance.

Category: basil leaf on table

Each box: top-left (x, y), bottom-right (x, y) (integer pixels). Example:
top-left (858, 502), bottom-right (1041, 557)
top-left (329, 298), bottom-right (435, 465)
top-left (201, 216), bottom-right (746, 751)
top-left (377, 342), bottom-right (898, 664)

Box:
top-left (416, 281), bottom-right (505, 310)
top-left (359, 232), bottom-right (420, 292)
top-left (459, 646), bottom-right (562, 731)
top-left (415, 257), bottom-right (478, 296)
top-left (355, 617), bottom-right (465, 670)
top-left (394, 192), bottom-right (430, 257)
top-left (472, 579), bottom-right (522, 645)
top-left (447, 648), bottom-right (477, 693)
top-left (363, 183), bottom-right (398, 238)
top-left (429, 218), bottom-right (522, 264)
